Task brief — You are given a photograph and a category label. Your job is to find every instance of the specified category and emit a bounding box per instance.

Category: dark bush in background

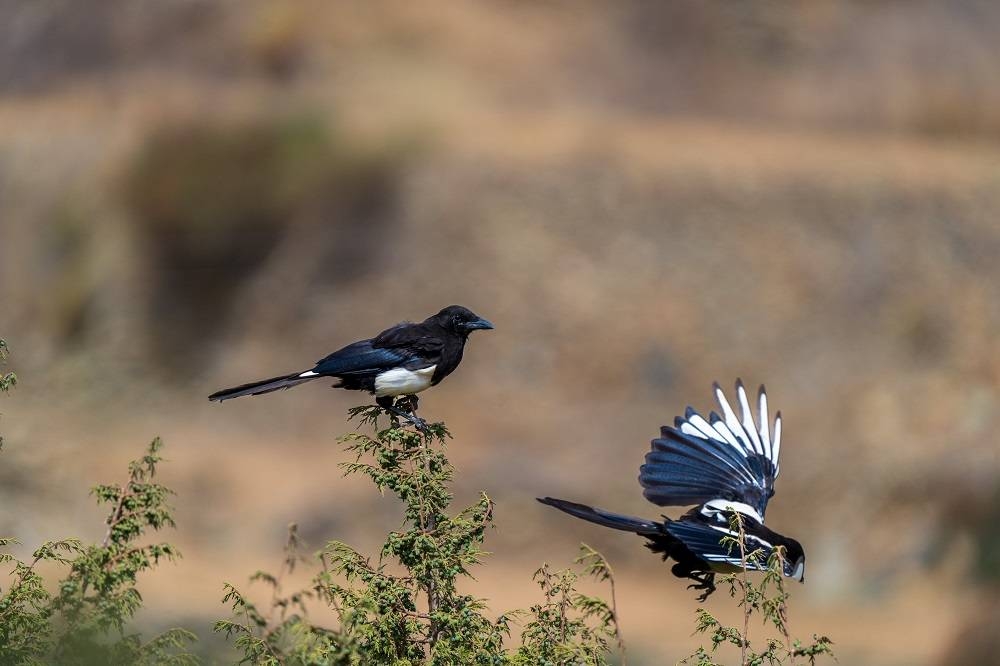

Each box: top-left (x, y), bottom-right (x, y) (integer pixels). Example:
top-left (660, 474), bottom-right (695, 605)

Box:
top-left (122, 116), bottom-right (405, 376)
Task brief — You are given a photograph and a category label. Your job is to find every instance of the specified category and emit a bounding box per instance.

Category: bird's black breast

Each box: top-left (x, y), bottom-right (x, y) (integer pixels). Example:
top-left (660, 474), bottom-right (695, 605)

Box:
top-left (430, 341), bottom-right (465, 385)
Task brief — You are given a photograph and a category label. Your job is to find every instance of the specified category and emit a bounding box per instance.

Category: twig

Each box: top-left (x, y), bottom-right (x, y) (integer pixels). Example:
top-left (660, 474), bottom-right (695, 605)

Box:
top-left (414, 404), bottom-right (440, 654)
top-left (267, 523), bottom-right (300, 627)
top-left (606, 559), bottom-right (626, 664)
top-left (0, 554), bottom-right (45, 622)
top-left (102, 482), bottom-right (131, 548)
top-left (735, 512), bottom-right (750, 666)
top-left (774, 548), bottom-right (795, 664)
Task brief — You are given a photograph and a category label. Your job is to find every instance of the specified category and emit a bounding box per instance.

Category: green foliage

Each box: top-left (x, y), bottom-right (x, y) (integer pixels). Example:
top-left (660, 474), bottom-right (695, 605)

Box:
top-left (0, 339), bottom-right (15, 395)
top-left (2, 338), bottom-right (832, 664)
top-left (217, 406), bottom-right (622, 665)
top-left (0, 437), bottom-right (196, 665)
top-left (681, 513), bottom-right (833, 666)
top-left (0, 338), bottom-right (15, 452)
top-left (513, 545), bottom-right (625, 665)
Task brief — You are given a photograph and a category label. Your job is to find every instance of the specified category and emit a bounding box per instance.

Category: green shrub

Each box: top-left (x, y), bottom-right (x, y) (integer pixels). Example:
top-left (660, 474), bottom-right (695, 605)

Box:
top-left (215, 407), bottom-right (624, 665)
top-left (2, 339), bottom-right (193, 663)
top-left (0, 338), bottom-right (15, 452)
top-left (0, 437), bottom-right (195, 665)
top-left (0, 339), bottom-right (14, 394)
top-left (681, 513), bottom-right (834, 666)
top-left (2, 339), bottom-right (831, 664)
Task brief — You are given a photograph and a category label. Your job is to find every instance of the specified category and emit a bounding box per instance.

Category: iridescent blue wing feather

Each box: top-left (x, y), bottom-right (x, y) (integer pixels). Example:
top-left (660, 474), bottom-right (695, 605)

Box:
top-left (312, 340), bottom-right (410, 376)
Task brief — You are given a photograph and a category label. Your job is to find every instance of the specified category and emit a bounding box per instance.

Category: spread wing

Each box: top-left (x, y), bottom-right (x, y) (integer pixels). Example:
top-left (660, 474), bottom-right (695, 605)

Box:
top-left (639, 380), bottom-right (782, 520)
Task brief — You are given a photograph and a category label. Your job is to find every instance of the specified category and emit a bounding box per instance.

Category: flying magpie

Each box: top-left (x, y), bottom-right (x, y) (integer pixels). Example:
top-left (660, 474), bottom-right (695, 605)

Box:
top-left (539, 380), bottom-right (805, 601)
top-left (208, 305), bottom-right (493, 421)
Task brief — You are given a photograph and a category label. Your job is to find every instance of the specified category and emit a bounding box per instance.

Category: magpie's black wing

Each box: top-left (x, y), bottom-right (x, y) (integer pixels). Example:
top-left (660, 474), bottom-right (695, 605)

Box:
top-left (371, 321), bottom-right (446, 368)
top-left (665, 519), bottom-right (775, 572)
top-left (639, 380), bottom-right (782, 520)
top-left (311, 340), bottom-right (411, 376)
top-left (308, 321), bottom-right (448, 383)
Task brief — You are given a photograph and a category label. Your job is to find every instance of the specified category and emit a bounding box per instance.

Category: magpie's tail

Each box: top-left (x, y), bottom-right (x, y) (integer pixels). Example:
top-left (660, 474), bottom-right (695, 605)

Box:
top-left (537, 497), bottom-right (662, 535)
top-left (208, 371), bottom-right (318, 402)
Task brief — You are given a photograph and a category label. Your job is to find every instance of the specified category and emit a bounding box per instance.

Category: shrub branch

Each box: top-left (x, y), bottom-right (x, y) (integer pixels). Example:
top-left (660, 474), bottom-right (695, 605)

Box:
top-left (216, 405), bottom-right (622, 665)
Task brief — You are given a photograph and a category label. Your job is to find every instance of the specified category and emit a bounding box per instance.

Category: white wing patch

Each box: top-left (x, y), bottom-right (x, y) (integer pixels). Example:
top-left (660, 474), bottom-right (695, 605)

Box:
top-left (681, 413), bottom-right (717, 440)
top-left (758, 390), bottom-right (770, 459)
top-left (736, 383), bottom-right (763, 455)
top-left (706, 525), bottom-right (774, 552)
top-left (710, 420), bottom-right (741, 448)
top-left (772, 412), bottom-right (782, 465)
top-left (678, 380), bottom-right (782, 478)
top-left (700, 498), bottom-right (764, 525)
top-left (374, 365), bottom-right (437, 397)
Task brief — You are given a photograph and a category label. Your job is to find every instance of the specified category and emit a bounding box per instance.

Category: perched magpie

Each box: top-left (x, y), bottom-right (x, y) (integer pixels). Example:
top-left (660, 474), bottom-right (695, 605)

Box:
top-left (208, 305), bottom-right (493, 420)
top-left (539, 380), bottom-right (804, 601)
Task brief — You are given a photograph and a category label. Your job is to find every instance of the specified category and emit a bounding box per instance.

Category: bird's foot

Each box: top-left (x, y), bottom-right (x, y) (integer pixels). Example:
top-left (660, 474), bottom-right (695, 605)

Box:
top-left (378, 396), bottom-right (429, 433)
top-left (686, 572), bottom-right (717, 602)
top-left (394, 408), bottom-right (428, 432)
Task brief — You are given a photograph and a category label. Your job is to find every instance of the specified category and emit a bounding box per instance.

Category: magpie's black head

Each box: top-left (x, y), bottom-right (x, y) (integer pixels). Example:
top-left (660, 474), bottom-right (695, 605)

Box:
top-left (432, 305), bottom-right (494, 336)
top-left (779, 538), bottom-right (806, 583)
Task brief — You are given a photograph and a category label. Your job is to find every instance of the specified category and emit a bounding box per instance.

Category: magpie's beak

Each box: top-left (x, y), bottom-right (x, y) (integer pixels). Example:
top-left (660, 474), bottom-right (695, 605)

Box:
top-left (463, 317), bottom-right (494, 331)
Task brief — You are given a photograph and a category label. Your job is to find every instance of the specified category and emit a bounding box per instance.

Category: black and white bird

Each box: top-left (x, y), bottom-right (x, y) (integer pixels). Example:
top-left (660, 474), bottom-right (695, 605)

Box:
top-left (538, 380), bottom-right (804, 600)
top-left (208, 305), bottom-right (493, 421)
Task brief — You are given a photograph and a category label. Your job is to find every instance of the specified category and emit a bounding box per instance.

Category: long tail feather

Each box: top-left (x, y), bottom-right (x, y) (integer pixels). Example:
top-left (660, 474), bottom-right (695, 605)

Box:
top-left (537, 497), bottom-right (661, 535)
top-left (208, 372), bottom-right (317, 402)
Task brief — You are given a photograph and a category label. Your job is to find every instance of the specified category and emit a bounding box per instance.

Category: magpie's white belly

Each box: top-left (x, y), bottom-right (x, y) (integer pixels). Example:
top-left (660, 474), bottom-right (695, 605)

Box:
top-left (374, 365), bottom-right (437, 397)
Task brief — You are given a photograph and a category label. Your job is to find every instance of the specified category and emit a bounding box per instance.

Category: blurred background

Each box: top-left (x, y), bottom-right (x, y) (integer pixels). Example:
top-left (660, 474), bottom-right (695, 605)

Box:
top-left (2, 1), bottom-right (1000, 663)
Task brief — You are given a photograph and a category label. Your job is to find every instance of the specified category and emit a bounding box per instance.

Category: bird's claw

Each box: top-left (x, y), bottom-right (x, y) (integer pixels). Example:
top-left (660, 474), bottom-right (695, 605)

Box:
top-left (382, 402), bottom-right (429, 433)
top-left (406, 413), bottom-right (429, 432)
top-left (686, 574), bottom-right (716, 601)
